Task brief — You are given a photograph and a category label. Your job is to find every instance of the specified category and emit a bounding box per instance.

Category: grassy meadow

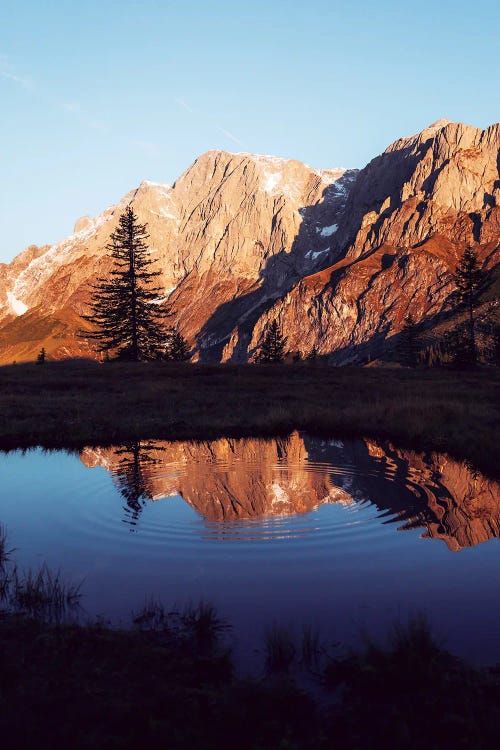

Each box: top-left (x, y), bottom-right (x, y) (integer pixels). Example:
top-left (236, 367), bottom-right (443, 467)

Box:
top-left (0, 359), bottom-right (498, 476)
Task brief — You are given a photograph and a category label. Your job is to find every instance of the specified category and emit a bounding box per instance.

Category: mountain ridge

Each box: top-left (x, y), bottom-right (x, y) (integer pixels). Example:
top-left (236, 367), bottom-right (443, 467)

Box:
top-left (0, 119), bottom-right (498, 364)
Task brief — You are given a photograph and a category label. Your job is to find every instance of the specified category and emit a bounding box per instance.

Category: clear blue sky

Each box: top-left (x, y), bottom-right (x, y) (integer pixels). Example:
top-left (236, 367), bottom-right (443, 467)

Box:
top-left (1, 0), bottom-right (498, 263)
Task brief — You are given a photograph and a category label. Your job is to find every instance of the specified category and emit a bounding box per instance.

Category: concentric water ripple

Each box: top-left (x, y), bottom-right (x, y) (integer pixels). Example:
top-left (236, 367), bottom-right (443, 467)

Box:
top-left (1, 435), bottom-right (500, 664)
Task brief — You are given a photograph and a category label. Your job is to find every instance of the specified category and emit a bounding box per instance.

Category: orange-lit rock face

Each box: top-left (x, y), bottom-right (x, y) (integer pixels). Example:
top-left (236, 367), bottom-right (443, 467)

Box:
top-left (249, 121), bottom-right (500, 362)
top-left (346, 440), bottom-right (500, 551)
top-left (387, 447), bottom-right (500, 551)
top-left (0, 120), bottom-right (499, 364)
top-left (80, 433), bottom-right (352, 522)
top-left (0, 152), bottom-right (352, 363)
top-left (80, 435), bottom-right (500, 550)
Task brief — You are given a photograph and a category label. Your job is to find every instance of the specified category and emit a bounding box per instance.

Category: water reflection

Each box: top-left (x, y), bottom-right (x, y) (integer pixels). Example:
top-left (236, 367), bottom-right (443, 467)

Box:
top-left (112, 442), bottom-right (164, 526)
top-left (80, 434), bottom-right (500, 550)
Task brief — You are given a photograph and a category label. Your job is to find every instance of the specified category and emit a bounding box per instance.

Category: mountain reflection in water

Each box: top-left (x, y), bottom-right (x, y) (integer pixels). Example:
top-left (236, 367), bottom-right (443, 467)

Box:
top-left (80, 433), bottom-right (499, 550)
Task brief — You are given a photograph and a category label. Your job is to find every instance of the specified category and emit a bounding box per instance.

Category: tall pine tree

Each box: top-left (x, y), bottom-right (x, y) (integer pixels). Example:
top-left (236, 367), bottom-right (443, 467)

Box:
top-left (82, 206), bottom-right (165, 361)
top-left (452, 247), bottom-right (486, 365)
top-left (256, 319), bottom-right (287, 363)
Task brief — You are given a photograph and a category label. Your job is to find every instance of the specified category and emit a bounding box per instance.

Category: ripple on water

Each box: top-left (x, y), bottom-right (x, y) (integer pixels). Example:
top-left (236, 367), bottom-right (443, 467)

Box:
top-left (2, 436), bottom-right (500, 664)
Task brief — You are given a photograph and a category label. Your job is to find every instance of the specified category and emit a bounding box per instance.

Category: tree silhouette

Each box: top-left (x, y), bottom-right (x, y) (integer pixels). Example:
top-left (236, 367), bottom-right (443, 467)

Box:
top-left (164, 326), bottom-right (190, 361)
top-left (256, 319), bottom-right (287, 363)
top-left (306, 346), bottom-right (318, 364)
top-left (112, 441), bottom-right (162, 525)
top-left (452, 247), bottom-right (487, 365)
top-left (82, 206), bottom-right (165, 361)
top-left (401, 314), bottom-right (418, 366)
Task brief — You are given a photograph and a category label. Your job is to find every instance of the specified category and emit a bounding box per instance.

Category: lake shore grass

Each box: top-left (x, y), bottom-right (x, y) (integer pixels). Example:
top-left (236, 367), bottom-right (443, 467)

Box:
top-left (0, 360), bottom-right (498, 477)
top-left (0, 606), bottom-right (498, 749)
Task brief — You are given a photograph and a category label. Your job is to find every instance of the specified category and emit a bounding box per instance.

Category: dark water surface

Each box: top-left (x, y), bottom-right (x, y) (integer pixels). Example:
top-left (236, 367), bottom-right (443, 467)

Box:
top-left (1, 433), bottom-right (499, 664)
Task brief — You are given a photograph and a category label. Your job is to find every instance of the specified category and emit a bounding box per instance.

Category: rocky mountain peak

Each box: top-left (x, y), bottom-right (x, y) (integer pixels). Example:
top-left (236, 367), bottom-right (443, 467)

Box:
top-left (424, 117), bottom-right (453, 132)
top-left (0, 120), bottom-right (498, 365)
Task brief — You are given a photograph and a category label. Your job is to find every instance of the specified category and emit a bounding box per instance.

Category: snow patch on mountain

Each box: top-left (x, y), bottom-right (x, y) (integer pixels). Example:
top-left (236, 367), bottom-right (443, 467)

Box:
top-left (7, 291), bottom-right (28, 316)
top-left (140, 180), bottom-right (171, 190)
top-left (319, 224), bottom-right (338, 237)
top-left (149, 207), bottom-right (179, 221)
top-left (263, 171), bottom-right (282, 193)
top-left (12, 205), bottom-right (115, 301)
top-left (306, 247), bottom-right (330, 260)
top-left (315, 168), bottom-right (347, 184)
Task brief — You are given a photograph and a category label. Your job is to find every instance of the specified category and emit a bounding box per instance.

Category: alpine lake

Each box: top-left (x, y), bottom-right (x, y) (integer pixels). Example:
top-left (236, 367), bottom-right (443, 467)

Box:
top-left (1, 431), bottom-right (499, 668)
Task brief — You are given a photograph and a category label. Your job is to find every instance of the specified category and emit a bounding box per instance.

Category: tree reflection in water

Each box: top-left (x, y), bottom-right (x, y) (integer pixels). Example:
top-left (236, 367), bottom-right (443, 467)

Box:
top-left (111, 441), bottom-right (164, 527)
top-left (84, 435), bottom-right (500, 549)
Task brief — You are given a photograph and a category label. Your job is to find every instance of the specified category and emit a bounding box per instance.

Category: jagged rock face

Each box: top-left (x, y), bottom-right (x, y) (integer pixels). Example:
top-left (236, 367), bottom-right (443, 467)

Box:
top-left (248, 121), bottom-right (500, 362)
top-left (0, 119), bottom-right (498, 364)
top-left (80, 435), bottom-right (500, 549)
top-left (361, 441), bottom-right (500, 551)
top-left (80, 433), bottom-right (351, 521)
top-left (0, 152), bottom-right (352, 363)
top-left (336, 120), bottom-right (500, 256)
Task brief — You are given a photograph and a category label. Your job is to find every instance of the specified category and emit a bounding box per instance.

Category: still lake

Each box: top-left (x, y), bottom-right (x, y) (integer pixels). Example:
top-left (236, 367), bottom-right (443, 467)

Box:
top-left (1, 432), bottom-right (499, 664)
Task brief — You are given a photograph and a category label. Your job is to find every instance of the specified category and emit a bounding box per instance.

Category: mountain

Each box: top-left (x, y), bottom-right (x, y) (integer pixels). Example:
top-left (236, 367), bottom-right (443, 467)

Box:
top-left (80, 435), bottom-right (500, 550)
top-left (80, 433), bottom-right (352, 523)
top-left (248, 120), bottom-right (500, 362)
top-left (0, 120), bottom-right (498, 364)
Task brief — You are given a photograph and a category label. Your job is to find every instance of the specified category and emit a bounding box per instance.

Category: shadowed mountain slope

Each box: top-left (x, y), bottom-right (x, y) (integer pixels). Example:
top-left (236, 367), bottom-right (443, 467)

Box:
top-left (1, 120), bottom-right (498, 363)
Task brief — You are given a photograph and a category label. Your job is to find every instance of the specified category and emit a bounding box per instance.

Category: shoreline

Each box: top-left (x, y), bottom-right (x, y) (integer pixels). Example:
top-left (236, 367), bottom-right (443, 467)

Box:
top-left (0, 603), bottom-right (499, 749)
top-left (0, 360), bottom-right (498, 478)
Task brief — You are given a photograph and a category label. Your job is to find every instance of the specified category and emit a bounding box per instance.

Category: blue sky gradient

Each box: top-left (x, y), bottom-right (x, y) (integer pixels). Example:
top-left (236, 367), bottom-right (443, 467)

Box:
top-left (1, 0), bottom-right (498, 262)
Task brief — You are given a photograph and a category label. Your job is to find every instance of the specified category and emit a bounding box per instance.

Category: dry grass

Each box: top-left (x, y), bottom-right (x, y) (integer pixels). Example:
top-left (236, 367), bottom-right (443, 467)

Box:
top-left (0, 360), bottom-right (498, 477)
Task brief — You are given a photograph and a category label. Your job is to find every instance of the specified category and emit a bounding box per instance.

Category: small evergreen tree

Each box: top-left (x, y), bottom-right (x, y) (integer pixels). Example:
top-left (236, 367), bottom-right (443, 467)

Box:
top-left (306, 346), bottom-right (318, 363)
top-left (443, 326), bottom-right (472, 367)
top-left (488, 323), bottom-right (500, 366)
top-left (474, 304), bottom-right (500, 365)
top-left (36, 347), bottom-right (46, 365)
top-left (256, 320), bottom-right (287, 363)
top-left (82, 206), bottom-right (165, 361)
top-left (164, 326), bottom-right (190, 361)
top-left (452, 247), bottom-right (487, 365)
top-left (401, 313), bottom-right (418, 366)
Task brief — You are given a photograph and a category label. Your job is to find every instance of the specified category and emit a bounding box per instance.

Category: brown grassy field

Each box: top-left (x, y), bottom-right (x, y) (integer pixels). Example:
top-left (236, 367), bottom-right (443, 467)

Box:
top-left (0, 360), bottom-right (498, 477)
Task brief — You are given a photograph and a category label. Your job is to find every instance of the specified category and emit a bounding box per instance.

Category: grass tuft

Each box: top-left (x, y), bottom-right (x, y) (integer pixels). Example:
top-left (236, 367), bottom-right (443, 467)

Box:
top-left (301, 623), bottom-right (323, 670)
top-left (132, 597), bottom-right (168, 631)
top-left (181, 600), bottom-right (229, 655)
top-left (0, 523), bottom-right (14, 569)
top-left (264, 623), bottom-right (296, 674)
top-left (10, 563), bottom-right (83, 624)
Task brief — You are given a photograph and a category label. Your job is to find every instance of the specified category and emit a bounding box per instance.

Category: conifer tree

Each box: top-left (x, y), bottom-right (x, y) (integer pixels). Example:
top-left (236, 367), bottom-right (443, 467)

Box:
top-left (164, 326), bottom-right (190, 361)
top-left (444, 325), bottom-right (473, 367)
top-left (256, 319), bottom-right (287, 363)
top-left (113, 441), bottom-right (161, 524)
top-left (401, 313), bottom-right (418, 366)
top-left (82, 206), bottom-right (165, 361)
top-left (36, 347), bottom-right (46, 365)
top-left (452, 247), bottom-right (486, 365)
top-left (306, 346), bottom-right (318, 363)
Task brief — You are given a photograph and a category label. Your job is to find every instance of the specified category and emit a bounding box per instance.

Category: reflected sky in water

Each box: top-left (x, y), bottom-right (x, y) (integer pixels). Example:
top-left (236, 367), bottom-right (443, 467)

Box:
top-left (1, 434), bottom-right (499, 665)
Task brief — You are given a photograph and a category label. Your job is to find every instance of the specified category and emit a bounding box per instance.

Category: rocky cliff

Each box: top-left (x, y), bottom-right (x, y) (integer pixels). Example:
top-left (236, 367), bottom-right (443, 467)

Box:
top-left (0, 119), bottom-right (498, 364)
top-left (80, 433), bottom-right (352, 523)
top-left (246, 120), bottom-right (500, 362)
top-left (80, 435), bottom-right (500, 549)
